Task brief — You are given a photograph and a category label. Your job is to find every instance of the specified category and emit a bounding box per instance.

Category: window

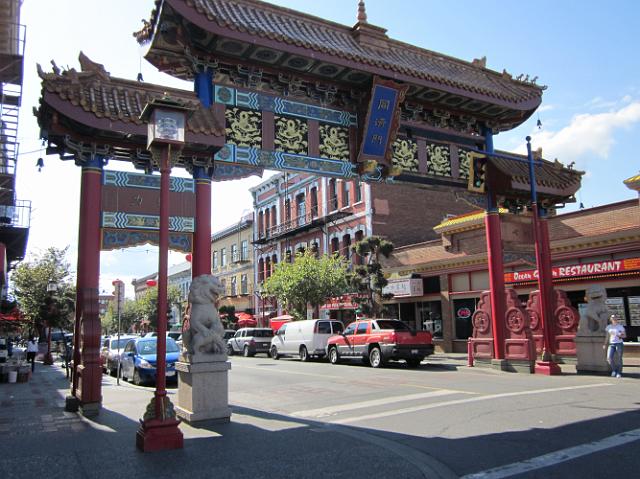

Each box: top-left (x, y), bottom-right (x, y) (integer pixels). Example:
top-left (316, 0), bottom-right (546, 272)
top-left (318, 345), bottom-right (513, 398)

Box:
top-left (221, 248), bottom-right (227, 267)
top-left (271, 205), bottom-right (277, 228)
top-left (258, 258), bottom-right (264, 282)
top-left (310, 187), bottom-right (318, 217)
top-left (343, 234), bottom-right (351, 261)
top-left (355, 179), bottom-right (362, 203)
top-left (331, 322), bottom-right (344, 334)
top-left (241, 274), bottom-right (248, 295)
top-left (285, 199), bottom-right (291, 223)
top-left (212, 251), bottom-right (218, 270)
top-left (231, 244), bottom-right (238, 262)
top-left (241, 240), bottom-right (248, 261)
top-left (231, 276), bottom-right (237, 296)
top-left (342, 181), bottom-right (350, 207)
top-left (220, 279), bottom-right (226, 294)
top-left (258, 211), bottom-right (264, 237)
top-left (265, 209), bottom-right (270, 235)
top-left (316, 321), bottom-right (331, 334)
top-left (329, 179), bottom-right (338, 211)
top-left (356, 322), bottom-right (368, 334)
top-left (296, 193), bottom-right (306, 226)
top-left (343, 323), bottom-right (356, 336)
top-left (331, 237), bottom-right (340, 255)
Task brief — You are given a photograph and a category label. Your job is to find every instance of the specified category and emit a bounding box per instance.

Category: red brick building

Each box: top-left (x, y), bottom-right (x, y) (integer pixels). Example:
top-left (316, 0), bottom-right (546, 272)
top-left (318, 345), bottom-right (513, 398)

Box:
top-left (251, 172), bottom-right (476, 322)
top-left (384, 199), bottom-right (640, 353)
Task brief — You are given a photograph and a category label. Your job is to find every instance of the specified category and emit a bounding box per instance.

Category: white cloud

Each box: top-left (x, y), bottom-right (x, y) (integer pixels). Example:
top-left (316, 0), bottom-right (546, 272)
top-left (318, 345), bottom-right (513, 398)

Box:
top-left (520, 101), bottom-right (640, 166)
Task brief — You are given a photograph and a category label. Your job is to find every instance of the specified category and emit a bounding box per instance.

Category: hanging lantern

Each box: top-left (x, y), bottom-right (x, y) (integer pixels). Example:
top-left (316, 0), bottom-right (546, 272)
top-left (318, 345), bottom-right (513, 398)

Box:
top-left (185, 253), bottom-right (192, 263)
top-left (146, 279), bottom-right (157, 287)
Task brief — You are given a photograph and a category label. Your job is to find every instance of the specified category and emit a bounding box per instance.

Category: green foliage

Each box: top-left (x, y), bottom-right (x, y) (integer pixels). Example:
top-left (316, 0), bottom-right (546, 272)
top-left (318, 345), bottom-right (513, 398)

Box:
top-left (11, 247), bottom-right (76, 335)
top-left (350, 236), bottom-right (394, 318)
top-left (263, 250), bottom-right (350, 321)
top-left (136, 284), bottom-right (182, 330)
top-left (218, 305), bottom-right (237, 328)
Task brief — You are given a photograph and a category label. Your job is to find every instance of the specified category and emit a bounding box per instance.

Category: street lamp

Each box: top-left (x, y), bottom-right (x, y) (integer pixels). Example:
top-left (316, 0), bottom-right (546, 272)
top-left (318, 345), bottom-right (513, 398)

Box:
top-left (43, 281), bottom-right (58, 365)
top-left (136, 95), bottom-right (192, 452)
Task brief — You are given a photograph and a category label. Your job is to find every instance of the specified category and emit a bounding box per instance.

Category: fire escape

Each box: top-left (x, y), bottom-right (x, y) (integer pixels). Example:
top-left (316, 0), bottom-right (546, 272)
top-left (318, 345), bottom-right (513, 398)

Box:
top-left (0, 0), bottom-right (31, 284)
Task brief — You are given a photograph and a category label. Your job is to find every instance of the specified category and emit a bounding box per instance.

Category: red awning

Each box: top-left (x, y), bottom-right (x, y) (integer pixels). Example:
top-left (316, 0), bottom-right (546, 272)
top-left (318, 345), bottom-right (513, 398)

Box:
top-left (237, 318), bottom-right (257, 328)
top-left (0, 309), bottom-right (26, 322)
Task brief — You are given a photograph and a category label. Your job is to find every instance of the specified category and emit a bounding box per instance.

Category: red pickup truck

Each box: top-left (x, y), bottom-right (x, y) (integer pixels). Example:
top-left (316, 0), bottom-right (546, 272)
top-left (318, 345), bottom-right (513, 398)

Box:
top-left (326, 319), bottom-right (434, 368)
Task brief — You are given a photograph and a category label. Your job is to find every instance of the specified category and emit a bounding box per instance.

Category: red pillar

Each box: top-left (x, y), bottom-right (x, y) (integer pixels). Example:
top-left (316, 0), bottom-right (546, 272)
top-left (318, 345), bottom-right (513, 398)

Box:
top-left (485, 210), bottom-right (506, 359)
top-left (137, 145), bottom-right (183, 451)
top-left (192, 167), bottom-right (212, 278)
top-left (72, 159), bottom-right (103, 415)
top-left (533, 206), bottom-right (561, 375)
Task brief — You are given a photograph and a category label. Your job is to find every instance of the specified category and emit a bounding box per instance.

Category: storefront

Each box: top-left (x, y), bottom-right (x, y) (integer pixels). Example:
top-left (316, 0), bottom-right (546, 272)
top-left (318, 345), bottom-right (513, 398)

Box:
top-left (383, 199), bottom-right (640, 353)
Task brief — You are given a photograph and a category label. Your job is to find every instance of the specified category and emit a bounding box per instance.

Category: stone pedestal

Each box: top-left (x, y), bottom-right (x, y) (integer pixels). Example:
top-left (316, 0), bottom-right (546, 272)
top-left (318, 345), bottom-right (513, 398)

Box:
top-left (575, 335), bottom-right (609, 374)
top-left (175, 354), bottom-right (232, 425)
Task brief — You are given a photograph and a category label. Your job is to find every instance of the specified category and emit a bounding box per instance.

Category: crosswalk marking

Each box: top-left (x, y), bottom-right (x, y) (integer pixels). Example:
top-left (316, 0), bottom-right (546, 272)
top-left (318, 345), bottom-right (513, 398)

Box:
top-left (461, 427), bottom-right (640, 478)
top-left (291, 389), bottom-right (467, 418)
top-left (332, 383), bottom-right (612, 425)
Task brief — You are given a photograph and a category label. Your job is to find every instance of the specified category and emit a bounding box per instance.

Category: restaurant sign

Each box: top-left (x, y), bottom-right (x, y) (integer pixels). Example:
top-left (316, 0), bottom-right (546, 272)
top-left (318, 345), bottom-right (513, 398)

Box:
top-left (383, 278), bottom-right (424, 297)
top-left (504, 258), bottom-right (640, 283)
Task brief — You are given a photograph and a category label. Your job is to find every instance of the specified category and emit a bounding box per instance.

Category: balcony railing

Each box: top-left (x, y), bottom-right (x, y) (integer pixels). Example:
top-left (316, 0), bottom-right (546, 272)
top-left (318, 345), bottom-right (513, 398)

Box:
top-left (0, 199), bottom-right (29, 228)
top-left (0, 21), bottom-right (26, 58)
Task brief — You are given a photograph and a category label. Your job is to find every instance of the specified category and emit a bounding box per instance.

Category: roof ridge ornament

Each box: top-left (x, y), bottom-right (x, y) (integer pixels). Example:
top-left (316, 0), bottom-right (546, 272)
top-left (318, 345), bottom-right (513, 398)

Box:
top-left (357, 1), bottom-right (367, 23)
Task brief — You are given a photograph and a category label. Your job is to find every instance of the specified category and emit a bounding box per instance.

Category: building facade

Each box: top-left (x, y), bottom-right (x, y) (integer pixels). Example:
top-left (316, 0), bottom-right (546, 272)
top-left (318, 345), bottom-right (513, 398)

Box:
top-left (383, 199), bottom-right (640, 353)
top-left (211, 214), bottom-right (255, 315)
top-left (251, 171), bottom-right (476, 323)
top-left (0, 0), bottom-right (31, 298)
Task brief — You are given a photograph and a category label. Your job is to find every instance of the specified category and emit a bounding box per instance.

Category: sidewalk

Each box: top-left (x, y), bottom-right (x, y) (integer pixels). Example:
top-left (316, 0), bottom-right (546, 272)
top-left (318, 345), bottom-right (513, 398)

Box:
top-left (0, 362), bottom-right (453, 479)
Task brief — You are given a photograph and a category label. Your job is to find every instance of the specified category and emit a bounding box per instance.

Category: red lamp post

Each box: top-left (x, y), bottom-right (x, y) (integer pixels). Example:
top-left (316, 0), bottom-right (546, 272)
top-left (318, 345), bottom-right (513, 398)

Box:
top-left (135, 96), bottom-right (193, 451)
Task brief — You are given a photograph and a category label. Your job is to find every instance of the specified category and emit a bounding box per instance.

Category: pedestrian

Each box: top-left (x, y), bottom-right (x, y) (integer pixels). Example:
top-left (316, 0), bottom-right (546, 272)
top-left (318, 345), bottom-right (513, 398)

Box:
top-left (603, 314), bottom-right (626, 378)
top-left (26, 335), bottom-right (38, 372)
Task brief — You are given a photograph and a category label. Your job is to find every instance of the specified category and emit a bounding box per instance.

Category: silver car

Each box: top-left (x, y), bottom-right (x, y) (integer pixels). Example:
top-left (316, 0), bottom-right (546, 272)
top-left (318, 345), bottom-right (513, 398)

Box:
top-left (227, 328), bottom-right (274, 357)
top-left (101, 335), bottom-right (137, 376)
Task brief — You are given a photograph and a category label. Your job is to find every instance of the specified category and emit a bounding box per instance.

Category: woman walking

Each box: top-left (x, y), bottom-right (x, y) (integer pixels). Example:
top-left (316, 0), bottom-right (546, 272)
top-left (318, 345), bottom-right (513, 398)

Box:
top-left (26, 336), bottom-right (38, 372)
top-left (604, 314), bottom-right (626, 378)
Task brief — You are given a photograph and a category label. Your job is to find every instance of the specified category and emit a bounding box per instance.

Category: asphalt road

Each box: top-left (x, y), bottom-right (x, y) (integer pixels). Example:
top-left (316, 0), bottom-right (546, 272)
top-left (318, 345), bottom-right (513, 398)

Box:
top-left (224, 354), bottom-right (640, 478)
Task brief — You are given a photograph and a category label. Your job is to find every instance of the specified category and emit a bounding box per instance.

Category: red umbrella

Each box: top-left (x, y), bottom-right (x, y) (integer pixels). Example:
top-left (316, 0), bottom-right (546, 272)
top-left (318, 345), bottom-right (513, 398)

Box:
top-left (237, 318), bottom-right (257, 328)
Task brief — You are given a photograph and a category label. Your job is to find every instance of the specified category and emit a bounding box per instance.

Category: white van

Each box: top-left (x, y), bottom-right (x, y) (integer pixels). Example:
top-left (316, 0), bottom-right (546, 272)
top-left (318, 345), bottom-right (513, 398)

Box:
top-left (270, 319), bottom-right (343, 361)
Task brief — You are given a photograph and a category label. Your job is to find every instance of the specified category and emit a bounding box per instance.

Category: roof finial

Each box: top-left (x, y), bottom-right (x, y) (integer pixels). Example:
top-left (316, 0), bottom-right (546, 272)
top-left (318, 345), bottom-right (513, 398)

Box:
top-left (357, 1), bottom-right (367, 23)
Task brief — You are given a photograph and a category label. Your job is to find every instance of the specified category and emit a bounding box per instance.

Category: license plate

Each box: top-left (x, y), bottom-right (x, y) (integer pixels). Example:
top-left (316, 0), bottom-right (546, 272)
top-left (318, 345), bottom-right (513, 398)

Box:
top-left (411, 349), bottom-right (418, 354)
top-left (166, 371), bottom-right (175, 376)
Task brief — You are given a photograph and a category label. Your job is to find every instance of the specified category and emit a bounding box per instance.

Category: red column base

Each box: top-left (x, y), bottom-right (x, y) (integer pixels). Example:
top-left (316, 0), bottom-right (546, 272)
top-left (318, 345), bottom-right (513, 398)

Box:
top-left (136, 418), bottom-right (184, 452)
top-left (535, 360), bottom-right (562, 375)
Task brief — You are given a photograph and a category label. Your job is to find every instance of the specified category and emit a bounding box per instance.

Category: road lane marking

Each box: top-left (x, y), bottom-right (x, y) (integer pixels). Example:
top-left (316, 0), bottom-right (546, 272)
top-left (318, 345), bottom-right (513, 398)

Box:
top-left (332, 383), bottom-right (613, 424)
top-left (291, 389), bottom-right (470, 418)
top-left (461, 427), bottom-right (640, 478)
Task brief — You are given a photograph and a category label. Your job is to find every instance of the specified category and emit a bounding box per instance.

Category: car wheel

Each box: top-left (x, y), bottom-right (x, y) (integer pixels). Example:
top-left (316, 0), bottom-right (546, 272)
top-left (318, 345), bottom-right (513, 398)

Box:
top-left (299, 345), bottom-right (309, 362)
top-left (270, 346), bottom-right (280, 360)
top-left (328, 347), bottom-right (340, 365)
top-left (243, 345), bottom-right (251, 357)
top-left (133, 368), bottom-right (143, 386)
top-left (227, 344), bottom-right (234, 356)
top-left (406, 358), bottom-right (422, 368)
top-left (369, 346), bottom-right (384, 368)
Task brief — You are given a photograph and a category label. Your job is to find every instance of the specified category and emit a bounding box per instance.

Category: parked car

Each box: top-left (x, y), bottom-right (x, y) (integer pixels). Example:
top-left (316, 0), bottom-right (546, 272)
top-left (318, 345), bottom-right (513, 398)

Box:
top-left (227, 328), bottom-right (273, 357)
top-left (270, 319), bottom-right (343, 361)
top-left (101, 335), bottom-right (137, 376)
top-left (223, 329), bottom-right (236, 341)
top-left (120, 337), bottom-right (180, 386)
top-left (326, 319), bottom-right (434, 368)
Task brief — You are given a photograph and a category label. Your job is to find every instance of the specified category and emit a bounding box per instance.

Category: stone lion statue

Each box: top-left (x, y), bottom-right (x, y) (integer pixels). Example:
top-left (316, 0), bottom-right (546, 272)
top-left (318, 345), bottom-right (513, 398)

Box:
top-left (577, 285), bottom-right (608, 336)
top-left (181, 274), bottom-right (227, 356)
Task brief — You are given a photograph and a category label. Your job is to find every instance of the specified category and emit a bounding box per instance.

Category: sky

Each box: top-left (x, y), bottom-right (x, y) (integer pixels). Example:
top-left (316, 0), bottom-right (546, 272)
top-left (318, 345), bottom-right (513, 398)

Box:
top-left (14, 0), bottom-right (640, 298)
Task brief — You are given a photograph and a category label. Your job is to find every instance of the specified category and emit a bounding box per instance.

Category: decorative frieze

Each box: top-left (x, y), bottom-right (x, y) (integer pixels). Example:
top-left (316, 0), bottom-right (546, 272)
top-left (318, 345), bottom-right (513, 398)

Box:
top-left (426, 143), bottom-right (451, 177)
top-left (458, 148), bottom-right (471, 179)
top-left (225, 107), bottom-right (262, 148)
top-left (319, 124), bottom-right (350, 161)
top-left (274, 115), bottom-right (308, 155)
top-left (215, 84), bottom-right (357, 127)
top-left (392, 138), bottom-right (418, 172)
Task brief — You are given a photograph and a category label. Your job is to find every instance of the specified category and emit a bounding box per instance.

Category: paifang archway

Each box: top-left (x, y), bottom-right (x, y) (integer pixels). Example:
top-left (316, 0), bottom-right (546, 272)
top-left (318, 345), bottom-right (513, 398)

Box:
top-left (35, 0), bottom-right (581, 414)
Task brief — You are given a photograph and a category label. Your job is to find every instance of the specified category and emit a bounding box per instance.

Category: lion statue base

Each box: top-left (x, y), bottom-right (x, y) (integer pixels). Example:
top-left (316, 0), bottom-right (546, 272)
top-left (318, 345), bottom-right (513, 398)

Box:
top-left (181, 274), bottom-right (227, 359)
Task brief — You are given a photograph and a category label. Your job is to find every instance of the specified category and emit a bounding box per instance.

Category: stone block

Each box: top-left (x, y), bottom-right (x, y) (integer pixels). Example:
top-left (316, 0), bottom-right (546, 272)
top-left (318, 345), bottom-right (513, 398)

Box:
top-left (175, 359), bottom-right (232, 425)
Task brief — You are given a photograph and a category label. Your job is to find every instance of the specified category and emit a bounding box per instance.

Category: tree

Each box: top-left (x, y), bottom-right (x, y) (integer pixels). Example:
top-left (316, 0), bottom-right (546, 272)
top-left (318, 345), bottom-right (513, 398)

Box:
top-left (350, 236), bottom-right (395, 318)
top-left (11, 247), bottom-right (76, 337)
top-left (137, 284), bottom-right (182, 330)
top-left (263, 250), bottom-right (350, 321)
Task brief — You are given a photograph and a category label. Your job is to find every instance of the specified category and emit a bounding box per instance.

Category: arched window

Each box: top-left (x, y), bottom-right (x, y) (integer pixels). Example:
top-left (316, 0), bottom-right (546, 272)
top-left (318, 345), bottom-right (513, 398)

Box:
top-left (355, 179), bottom-right (362, 203)
top-left (265, 256), bottom-right (271, 279)
top-left (271, 205), bottom-right (277, 228)
top-left (258, 258), bottom-right (264, 283)
top-left (265, 208), bottom-right (271, 237)
top-left (258, 211), bottom-right (264, 237)
top-left (342, 181), bottom-right (351, 207)
top-left (330, 237), bottom-right (340, 256)
top-left (342, 234), bottom-right (351, 261)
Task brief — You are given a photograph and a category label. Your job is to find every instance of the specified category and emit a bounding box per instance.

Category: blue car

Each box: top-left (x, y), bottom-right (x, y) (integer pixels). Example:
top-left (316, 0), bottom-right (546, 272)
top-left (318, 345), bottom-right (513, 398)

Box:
top-left (120, 337), bottom-right (180, 386)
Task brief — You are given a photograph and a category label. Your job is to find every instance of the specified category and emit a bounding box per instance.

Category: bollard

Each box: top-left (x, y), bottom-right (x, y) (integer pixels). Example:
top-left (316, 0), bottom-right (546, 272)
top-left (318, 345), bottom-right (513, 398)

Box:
top-left (467, 339), bottom-right (474, 367)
